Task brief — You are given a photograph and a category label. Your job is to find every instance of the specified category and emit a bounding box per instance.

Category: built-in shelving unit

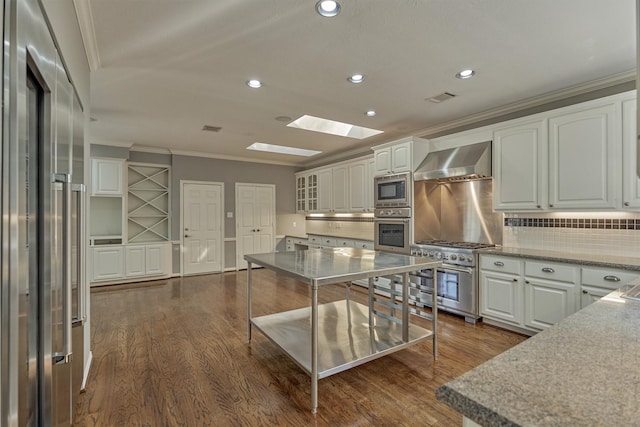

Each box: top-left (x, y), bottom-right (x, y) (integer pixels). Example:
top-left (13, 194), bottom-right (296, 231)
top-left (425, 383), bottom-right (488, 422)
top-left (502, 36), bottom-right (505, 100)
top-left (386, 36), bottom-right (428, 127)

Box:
top-left (127, 163), bottom-right (170, 243)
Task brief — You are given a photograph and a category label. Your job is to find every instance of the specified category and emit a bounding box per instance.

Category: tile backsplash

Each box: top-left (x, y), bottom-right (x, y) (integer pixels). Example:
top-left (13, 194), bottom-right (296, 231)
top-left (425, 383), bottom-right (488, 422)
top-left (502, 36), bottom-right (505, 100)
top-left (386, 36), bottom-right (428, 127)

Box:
top-left (502, 212), bottom-right (640, 256)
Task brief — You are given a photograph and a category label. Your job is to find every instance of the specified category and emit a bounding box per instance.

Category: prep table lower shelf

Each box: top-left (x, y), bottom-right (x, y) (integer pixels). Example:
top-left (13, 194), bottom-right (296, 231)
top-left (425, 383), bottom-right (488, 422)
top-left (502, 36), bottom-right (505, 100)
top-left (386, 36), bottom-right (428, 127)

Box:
top-left (251, 299), bottom-right (434, 379)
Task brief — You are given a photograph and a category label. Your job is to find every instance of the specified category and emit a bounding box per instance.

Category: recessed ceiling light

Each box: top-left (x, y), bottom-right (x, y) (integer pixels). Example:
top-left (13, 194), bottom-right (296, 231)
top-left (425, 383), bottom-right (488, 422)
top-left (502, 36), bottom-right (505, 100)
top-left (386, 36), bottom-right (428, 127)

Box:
top-left (348, 74), bottom-right (365, 84)
top-left (455, 69), bottom-right (476, 79)
top-left (316, 0), bottom-right (340, 17)
top-left (365, 110), bottom-right (376, 117)
top-left (247, 142), bottom-right (321, 157)
top-left (247, 79), bottom-right (262, 88)
top-left (287, 115), bottom-right (383, 139)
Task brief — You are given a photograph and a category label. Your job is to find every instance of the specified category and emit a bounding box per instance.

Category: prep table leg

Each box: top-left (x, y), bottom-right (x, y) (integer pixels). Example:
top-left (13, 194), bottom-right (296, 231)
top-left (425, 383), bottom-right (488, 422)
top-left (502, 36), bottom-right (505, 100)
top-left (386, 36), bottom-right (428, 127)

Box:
top-left (247, 262), bottom-right (252, 342)
top-left (368, 277), bottom-right (374, 329)
top-left (402, 272), bottom-right (409, 342)
top-left (432, 268), bottom-right (438, 359)
top-left (311, 282), bottom-right (319, 413)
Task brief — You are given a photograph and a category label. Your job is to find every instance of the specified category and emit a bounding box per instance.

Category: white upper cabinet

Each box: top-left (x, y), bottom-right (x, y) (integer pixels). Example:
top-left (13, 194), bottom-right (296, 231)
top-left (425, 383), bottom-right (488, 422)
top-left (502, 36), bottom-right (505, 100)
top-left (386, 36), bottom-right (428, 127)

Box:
top-left (372, 137), bottom-right (429, 175)
top-left (348, 160), bottom-right (367, 212)
top-left (548, 102), bottom-right (617, 210)
top-left (493, 120), bottom-right (547, 211)
top-left (295, 173), bottom-right (307, 213)
top-left (366, 157), bottom-right (376, 212)
top-left (91, 158), bottom-right (124, 196)
top-left (332, 164), bottom-right (349, 212)
top-left (317, 168), bottom-right (333, 212)
top-left (621, 96), bottom-right (640, 209)
top-left (492, 91), bottom-right (634, 212)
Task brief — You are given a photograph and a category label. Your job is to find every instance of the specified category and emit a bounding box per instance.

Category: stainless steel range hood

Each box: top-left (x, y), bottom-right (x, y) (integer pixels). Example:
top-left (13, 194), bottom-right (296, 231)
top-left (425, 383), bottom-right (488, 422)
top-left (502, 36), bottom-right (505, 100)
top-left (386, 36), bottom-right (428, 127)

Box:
top-left (414, 141), bottom-right (492, 181)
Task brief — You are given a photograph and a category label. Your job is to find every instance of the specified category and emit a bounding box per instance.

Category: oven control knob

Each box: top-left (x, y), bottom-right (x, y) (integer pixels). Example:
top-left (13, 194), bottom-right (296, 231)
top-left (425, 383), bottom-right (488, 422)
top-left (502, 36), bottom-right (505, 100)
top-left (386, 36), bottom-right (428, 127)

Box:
top-left (450, 254), bottom-right (457, 261)
top-left (428, 251), bottom-right (435, 257)
top-left (466, 256), bottom-right (473, 262)
top-left (436, 252), bottom-right (442, 260)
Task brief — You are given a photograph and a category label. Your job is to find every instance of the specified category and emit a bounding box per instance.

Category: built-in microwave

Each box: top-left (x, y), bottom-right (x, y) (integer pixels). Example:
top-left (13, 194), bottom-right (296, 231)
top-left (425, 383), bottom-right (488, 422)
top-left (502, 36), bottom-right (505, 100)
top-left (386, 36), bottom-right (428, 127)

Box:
top-left (374, 172), bottom-right (412, 208)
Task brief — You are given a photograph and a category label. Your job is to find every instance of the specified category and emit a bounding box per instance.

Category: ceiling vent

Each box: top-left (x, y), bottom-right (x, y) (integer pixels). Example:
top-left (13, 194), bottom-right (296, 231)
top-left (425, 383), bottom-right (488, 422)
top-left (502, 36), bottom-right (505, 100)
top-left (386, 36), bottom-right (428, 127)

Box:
top-left (426, 92), bottom-right (456, 104)
top-left (202, 125), bottom-right (222, 132)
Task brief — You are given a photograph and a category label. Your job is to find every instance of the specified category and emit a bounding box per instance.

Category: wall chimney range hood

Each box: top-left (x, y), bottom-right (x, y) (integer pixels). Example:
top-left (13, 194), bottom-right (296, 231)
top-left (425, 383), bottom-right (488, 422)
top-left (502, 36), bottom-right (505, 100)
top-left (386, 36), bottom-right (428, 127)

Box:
top-left (413, 141), bottom-right (492, 181)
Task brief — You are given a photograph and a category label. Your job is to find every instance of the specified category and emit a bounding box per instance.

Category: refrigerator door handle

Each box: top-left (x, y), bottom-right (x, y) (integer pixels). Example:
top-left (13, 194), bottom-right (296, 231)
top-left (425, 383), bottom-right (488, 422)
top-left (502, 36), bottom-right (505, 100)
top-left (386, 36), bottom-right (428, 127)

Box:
top-left (71, 183), bottom-right (86, 323)
top-left (53, 173), bottom-right (73, 364)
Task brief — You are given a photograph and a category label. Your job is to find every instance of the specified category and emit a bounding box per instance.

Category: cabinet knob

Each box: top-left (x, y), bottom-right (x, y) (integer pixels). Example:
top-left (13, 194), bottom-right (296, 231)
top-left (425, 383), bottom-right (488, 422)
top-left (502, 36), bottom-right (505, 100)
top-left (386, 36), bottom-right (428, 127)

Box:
top-left (624, 202), bottom-right (630, 207)
top-left (512, 278), bottom-right (518, 282)
top-left (549, 204), bottom-right (554, 208)
top-left (582, 290), bottom-right (589, 294)
top-left (184, 234), bottom-right (191, 238)
top-left (525, 280), bottom-right (530, 284)
top-left (536, 205), bottom-right (541, 209)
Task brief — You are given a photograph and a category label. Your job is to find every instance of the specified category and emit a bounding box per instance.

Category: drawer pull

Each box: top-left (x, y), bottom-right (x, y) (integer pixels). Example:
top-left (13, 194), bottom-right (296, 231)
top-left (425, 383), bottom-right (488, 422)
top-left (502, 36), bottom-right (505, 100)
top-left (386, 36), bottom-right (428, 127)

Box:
top-left (541, 267), bottom-right (555, 273)
top-left (582, 290), bottom-right (589, 294)
top-left (604, 275), bottom-right (621, 282)
top-left (494, 261), bottom-right (505, 267)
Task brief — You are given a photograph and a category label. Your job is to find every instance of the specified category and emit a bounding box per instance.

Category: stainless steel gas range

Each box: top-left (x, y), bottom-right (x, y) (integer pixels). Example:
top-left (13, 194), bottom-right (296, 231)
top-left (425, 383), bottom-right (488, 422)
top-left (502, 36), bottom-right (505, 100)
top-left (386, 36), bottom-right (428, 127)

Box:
top-left (409, 240), bottom-right (495, 323)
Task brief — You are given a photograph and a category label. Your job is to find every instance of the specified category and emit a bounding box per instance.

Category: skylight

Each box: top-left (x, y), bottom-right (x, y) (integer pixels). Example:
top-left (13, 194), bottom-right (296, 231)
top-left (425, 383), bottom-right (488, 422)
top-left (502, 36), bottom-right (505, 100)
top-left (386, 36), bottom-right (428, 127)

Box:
top-left (286, 115), bottom-right (383, 139)
top-left (246, 142), bottom-right (321, 157)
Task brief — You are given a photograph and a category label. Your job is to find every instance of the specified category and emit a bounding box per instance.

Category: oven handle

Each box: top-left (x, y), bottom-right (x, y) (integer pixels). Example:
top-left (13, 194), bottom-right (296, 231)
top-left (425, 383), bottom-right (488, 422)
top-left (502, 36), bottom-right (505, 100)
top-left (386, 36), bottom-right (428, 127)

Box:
top-left (374, 217), bottom-right (411, 223)
top-left (411, 264), bottom-right (474, 277)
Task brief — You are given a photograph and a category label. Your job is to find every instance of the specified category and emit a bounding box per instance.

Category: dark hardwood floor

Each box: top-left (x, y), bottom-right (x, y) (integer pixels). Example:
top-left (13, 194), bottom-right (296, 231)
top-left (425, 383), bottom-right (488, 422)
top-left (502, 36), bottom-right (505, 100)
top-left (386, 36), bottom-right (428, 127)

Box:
top-left (73, 270), bottom-right (526, 426)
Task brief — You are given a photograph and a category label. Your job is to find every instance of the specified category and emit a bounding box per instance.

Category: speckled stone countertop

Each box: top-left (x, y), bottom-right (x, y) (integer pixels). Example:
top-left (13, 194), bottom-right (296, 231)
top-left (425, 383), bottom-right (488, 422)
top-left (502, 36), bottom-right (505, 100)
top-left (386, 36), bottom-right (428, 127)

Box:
top-left (479, 246), bottom-right (640, 272)
top-left (436, 279), bottom-right (640, 426)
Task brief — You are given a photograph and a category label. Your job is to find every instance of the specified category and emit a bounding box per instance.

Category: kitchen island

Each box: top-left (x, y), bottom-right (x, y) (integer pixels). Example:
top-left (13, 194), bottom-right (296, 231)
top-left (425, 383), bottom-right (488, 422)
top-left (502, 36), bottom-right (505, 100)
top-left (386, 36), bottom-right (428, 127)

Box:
top-left (245, 247), bottom-right (441, 413)
top-left (436, 278), bottom-right (640, 426)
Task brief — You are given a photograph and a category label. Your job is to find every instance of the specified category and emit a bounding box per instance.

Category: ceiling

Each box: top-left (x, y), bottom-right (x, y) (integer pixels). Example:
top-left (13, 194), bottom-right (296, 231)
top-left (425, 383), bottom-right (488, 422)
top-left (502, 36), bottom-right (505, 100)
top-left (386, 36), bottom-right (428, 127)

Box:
top-left (77, 0), bottom-right (636, 167)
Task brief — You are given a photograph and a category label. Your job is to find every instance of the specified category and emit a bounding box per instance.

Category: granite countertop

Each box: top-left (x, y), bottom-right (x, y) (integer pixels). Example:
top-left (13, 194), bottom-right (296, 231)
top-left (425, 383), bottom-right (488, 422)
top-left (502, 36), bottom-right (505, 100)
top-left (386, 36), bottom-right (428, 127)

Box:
top-left (480, 246), bottom-right (640, 272)
top-left (436, 279), bottom-right (640, 426)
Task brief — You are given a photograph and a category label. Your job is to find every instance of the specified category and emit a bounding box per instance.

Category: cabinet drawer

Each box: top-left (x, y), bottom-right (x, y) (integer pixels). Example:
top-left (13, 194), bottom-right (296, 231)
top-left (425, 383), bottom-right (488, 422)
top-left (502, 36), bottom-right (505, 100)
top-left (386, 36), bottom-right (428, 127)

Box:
top-left (354, 240), bottom-right (374, 250)
top-left (322, 237), bottom-right (337, 246)
top-left (336, 238), bottom-right (355, 247)
top-left (581, 267), bottom-right (639, 290)
top-left (480, 255), bottom-right (521, 275)
top-left (525, 261), bottom-right (578, 283)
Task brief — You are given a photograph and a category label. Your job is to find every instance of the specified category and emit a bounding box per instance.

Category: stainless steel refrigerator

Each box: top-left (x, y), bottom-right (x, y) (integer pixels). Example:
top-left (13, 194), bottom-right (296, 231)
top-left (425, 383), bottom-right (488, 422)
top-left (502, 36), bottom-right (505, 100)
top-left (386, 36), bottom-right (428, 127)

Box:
top-left (1, 0), bottom-right (86, 425)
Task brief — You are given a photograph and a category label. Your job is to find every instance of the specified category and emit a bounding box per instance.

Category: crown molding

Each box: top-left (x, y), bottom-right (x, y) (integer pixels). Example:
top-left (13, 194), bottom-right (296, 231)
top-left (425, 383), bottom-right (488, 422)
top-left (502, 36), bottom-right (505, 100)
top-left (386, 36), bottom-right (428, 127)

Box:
top-left (73, 0), bottom-right (101, 71)
top-left (169, 149), bottom-right (300, 167)
top-left (129, 145), bottom-right (172, 155)
top-left (414, 70), bottom-right (636, 138)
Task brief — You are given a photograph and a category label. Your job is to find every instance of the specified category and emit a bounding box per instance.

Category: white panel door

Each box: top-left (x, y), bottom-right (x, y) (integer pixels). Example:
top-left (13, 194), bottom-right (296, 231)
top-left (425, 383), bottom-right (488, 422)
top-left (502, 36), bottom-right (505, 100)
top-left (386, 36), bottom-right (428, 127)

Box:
top-left (125, 245), bottom-right (146, 277)
top-left (236, 184), bottom-right (275, 270)
top-left (182, 182), bottom-right (223, 275)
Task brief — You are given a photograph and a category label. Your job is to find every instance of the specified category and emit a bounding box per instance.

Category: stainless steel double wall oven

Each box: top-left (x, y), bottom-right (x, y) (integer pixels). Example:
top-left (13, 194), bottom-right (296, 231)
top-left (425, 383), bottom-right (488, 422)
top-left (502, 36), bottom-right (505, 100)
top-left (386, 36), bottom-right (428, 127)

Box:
top-left (374, 172), bottom-right (412, 254)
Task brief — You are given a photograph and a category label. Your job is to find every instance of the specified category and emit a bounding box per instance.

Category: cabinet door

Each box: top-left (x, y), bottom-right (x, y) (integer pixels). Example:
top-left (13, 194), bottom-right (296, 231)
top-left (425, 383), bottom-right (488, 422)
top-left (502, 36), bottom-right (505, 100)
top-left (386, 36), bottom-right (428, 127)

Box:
top-left (125, 245), bottom-right (146, 277)
top-left (549, 103), bottom-right (616, 209)
top-left (524, 279), bottom-right (577, 331)
top-left (317, 168), bottom-right (333, 212)
top-left (91, 246), bottom-right (124, 282)
top-left (366, 158), bottom-right (376, 212)
top-left (91, 158), bottom-right (123, 196)
top-left (493, 120), bottom-right (546, 211)
top-left (332, 165), bottom-right (349, 212)
top-left (307, 173), bottom-right (318, 212)
top-left (349, 160), bottom-right (367, 212)
top-left (146, 244), bottom-right (166, 275)
top-left (479, 271), bottom-right (523, 325)
top-left (580, 285), bottom-right (612, 309)
top-left (391, 142), bottom-right (411, 173)
top-left (296, 174), bottom-right (307, 213)
top-left (374, 148), bottom-right (391, 174)
top-left (622, 98), bottom-right (640, 208)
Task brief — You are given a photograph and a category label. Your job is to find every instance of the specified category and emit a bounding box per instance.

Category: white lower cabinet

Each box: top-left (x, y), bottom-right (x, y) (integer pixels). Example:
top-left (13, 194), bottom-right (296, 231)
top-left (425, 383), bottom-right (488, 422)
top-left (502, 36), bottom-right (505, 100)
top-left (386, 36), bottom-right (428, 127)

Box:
top-left (580, 266), bottom-right (640, 308)
top-left (91, 245), bottom-right (125, 282)
top-left (92, 242), bottom-right (170, 284)
top-left (480, 255), bottom-right (579, 333)
top-left (480, 255), bottom-right (523, 326)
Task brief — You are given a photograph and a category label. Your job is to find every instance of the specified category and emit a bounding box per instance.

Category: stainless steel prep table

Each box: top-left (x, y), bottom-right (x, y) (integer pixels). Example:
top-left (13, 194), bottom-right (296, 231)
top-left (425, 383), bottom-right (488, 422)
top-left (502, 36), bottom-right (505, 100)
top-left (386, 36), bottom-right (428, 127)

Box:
top-left (245, 247), bottom-right (441, 413)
